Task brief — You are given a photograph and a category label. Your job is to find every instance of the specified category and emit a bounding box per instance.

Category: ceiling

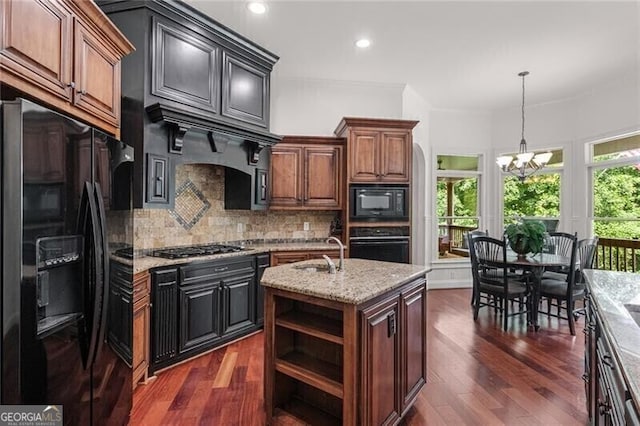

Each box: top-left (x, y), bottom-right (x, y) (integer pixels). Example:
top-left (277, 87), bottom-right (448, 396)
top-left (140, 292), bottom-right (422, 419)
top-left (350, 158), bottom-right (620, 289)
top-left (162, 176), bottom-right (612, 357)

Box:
top-left (185, 0), bottom-right (640, 111)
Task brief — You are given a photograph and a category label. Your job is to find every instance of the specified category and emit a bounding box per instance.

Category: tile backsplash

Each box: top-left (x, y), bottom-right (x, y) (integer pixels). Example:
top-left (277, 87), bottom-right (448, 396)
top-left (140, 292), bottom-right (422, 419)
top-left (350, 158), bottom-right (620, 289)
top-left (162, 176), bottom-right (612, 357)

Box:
top-left (133, 164), bottom-right (337, 250)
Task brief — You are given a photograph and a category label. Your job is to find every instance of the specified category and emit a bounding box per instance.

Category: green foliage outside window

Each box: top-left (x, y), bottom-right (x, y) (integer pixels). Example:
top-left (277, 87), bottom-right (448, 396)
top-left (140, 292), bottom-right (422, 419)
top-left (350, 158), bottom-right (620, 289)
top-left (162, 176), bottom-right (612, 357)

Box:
top-left (593, 164), bottom-right (640, 239)
top-left (503, 173), bottom-right (560, 221)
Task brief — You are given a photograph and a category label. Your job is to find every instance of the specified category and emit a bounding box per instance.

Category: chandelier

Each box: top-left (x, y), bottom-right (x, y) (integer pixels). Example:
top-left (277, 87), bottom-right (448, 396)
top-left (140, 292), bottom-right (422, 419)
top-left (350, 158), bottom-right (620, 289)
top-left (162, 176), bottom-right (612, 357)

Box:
top-left (496, 71), bottom-right (552, 182)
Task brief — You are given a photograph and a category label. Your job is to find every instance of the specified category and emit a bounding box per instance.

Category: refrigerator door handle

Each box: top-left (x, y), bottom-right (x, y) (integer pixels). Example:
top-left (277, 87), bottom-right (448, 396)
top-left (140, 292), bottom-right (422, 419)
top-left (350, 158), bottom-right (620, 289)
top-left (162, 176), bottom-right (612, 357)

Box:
top-left (90, 182), bottom-right (110, 366)
top-left (82, 181), bottom-right (104, 370)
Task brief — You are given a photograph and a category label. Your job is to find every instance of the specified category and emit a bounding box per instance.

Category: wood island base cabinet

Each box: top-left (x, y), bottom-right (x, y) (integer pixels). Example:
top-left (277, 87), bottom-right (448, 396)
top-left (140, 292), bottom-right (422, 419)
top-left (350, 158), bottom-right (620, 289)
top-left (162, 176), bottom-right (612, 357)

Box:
top-left (264, 276), bottom-right (427, 425)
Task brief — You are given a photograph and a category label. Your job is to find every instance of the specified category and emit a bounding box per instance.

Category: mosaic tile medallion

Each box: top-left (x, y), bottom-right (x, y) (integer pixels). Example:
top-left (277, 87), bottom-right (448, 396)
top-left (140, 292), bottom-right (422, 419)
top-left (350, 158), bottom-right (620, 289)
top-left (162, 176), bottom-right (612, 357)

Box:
top-left (169, 179), bottom-right (211, 230)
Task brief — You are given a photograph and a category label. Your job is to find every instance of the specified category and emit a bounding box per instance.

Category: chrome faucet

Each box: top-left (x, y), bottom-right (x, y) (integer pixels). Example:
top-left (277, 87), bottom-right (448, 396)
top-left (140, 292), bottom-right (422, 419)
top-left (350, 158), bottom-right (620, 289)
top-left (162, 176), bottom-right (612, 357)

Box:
top-left (326, 237), bottom-right (345, 271)
top-left (322, 255), bottom-right (337, 274)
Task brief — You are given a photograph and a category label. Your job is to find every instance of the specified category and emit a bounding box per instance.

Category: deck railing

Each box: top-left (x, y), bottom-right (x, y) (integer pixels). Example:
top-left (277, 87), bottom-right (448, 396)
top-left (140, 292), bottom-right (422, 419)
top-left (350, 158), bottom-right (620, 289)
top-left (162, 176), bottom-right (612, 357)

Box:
top-left (595, 237), bottom-right (640, 273)
top-left (438, 224), bottom-right (476, 255)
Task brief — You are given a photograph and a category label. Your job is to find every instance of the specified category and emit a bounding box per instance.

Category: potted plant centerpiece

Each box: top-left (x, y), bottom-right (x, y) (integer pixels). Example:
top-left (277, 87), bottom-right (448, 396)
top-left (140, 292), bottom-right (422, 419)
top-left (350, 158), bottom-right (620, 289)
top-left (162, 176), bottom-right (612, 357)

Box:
top-left (504, 219), bottom-right (547, 259)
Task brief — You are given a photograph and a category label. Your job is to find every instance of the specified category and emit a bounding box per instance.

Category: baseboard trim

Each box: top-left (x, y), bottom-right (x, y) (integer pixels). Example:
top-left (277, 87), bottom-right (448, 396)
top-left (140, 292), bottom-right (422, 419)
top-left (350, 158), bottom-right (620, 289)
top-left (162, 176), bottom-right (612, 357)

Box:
top-left (427, 280), bottom-right (472, 290)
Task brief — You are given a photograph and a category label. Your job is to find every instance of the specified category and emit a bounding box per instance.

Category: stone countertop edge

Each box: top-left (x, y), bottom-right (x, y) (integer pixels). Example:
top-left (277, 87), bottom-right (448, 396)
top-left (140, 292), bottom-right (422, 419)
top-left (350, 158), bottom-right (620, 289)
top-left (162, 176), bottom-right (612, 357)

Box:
top-left (260, 258), bottom-right (430, 305)
top-left (125, 242), bottom-right (340, 274)
top-left (583, 269), bottom-right (640, 411)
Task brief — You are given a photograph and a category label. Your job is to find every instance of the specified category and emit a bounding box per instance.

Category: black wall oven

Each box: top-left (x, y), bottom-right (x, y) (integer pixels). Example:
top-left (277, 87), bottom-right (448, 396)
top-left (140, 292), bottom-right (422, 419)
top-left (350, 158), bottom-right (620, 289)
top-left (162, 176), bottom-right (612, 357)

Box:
top-left (350, 185), bottom-right (408, 221)
top-left (349, 226), bottom-right (410, 264)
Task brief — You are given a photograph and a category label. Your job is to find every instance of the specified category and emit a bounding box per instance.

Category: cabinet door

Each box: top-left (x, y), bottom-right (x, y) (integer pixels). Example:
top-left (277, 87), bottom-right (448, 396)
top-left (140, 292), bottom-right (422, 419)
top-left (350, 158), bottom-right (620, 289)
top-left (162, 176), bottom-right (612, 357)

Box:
top-left (221, 273), bottom-right (256, 335)
top-left (0, 0), bottom-right (73, 101)
top-left (380, 131), bottom-right (411, 182)
top-left (179, 282), bottom-right (221, 353)
top-left (304, 146), bottom-right (342, 209)
top-left (151, 17), bottom-right (219, 113)
top-left (256, 254), bottom-right (270, 326)
top-left (361, 296), bottom-right (400, 426)
top-left (132, 295), bottom-right (150, 388)
top-left (269, 146), bottom-right (303, 208)
top-left (349, 130), bottom-right (380, 182)
top-left (107, 282), bottom-right (133, 365)
top-left (221, 51), bottom-right (269, 128)
top-left (270, 252), bottom-right (309, 266)
top-left (400, 281), bottom-right (426, 412)
top-left (151, 269), bottom-right (178, 364)
top-left (73, 19), bottom-right (121, 127)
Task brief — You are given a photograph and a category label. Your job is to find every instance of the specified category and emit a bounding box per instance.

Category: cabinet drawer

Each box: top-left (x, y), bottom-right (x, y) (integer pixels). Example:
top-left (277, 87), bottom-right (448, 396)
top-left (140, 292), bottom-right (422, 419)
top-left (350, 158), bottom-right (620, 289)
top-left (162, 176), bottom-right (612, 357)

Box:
top-left (180, 256), bottom-right (254, 285)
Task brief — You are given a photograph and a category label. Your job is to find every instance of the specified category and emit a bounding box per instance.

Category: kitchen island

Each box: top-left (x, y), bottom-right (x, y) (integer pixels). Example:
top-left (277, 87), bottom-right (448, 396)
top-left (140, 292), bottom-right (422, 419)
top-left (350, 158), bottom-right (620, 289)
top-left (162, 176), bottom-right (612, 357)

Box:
top-left (583, 269), bottom-right (640, 425)
top-left (261, 258), bottom-right (430, 425)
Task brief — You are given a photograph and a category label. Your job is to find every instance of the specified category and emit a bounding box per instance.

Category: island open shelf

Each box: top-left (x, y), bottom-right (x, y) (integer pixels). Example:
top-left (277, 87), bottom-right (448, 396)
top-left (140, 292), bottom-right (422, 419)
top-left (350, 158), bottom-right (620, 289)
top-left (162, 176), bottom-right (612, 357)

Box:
top-left (262, 258), bottom-right (429, 425)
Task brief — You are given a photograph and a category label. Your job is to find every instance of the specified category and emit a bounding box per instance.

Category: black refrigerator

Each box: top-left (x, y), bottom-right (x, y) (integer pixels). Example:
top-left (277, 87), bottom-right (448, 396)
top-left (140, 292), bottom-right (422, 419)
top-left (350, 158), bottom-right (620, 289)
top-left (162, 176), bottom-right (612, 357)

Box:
top-left (1, 98), bottom-right (134, 425)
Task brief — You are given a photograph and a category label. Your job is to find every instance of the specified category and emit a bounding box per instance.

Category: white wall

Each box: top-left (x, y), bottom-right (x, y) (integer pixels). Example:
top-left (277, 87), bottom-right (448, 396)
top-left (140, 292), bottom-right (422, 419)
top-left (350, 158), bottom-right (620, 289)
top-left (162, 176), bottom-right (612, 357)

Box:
top-left (270, 73), bottom-right (405, 135)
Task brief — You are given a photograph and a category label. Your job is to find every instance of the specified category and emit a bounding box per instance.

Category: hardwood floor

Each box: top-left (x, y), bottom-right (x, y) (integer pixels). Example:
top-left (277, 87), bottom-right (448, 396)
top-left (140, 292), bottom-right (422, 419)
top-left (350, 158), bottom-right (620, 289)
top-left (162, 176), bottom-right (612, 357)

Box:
top-left (131, 289), bottom-right (588, 425)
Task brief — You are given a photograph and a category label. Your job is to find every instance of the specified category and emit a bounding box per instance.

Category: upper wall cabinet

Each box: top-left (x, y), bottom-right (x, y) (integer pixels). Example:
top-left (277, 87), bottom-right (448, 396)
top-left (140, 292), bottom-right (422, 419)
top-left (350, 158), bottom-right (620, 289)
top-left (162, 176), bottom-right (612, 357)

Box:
top-left (335, 118), bottom-right (418, 184)
top-left (270, 136), bottom-right (344, 210)
top-left (221, 51), bottom-right (269, 128)
top-left (0, 0), bottom-right (134, 137)
top-left (151, 16), bottom-right (219, 114)
top-left (99, 0), bottom-right (280, 209)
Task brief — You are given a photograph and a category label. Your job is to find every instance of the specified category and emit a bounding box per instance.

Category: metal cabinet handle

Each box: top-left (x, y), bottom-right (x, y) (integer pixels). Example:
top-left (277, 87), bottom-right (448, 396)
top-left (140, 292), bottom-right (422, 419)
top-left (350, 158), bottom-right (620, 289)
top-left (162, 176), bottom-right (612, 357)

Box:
top-left (79, 89), bottom-right (87, 95)
top-left (214, 267), bottom-right (229, 273)
top-left (598, 398), bottom-right (611, 416)
top-left (387, 312), bottom-right (396, 337)
top-left (581, 373), bottom-right (589, 383)
top-left (602, 354), bottom-right (614, 368)
top-left (67, 81), bottom-right (75, 88)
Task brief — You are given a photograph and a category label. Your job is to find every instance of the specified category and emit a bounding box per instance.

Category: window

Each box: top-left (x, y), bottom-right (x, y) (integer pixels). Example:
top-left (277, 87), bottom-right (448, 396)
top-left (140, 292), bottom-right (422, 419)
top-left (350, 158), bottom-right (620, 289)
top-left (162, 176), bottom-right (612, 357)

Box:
top-left (435, 154), bottom-right (481, 260)
top-left (588, 134), bottom-right (640, 271)
top-left (501, 148), bottom-right (563, 231)
top-left (590, 134), bottom-right (640, 238)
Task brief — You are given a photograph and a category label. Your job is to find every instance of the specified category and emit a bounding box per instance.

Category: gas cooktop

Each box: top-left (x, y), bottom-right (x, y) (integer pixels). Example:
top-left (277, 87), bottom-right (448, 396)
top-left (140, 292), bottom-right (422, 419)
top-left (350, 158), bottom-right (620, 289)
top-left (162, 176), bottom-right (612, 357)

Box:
top-left (151, 244), bottom-right (247, 259)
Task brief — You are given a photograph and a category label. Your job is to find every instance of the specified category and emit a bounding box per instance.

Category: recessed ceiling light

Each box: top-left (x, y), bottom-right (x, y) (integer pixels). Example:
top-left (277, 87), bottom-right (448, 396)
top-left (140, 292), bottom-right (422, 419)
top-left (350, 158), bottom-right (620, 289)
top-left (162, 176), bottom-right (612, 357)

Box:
top-left (247, 1), bottom-right (267, 14)
top-left (355, 39), bottom-right (371, 49)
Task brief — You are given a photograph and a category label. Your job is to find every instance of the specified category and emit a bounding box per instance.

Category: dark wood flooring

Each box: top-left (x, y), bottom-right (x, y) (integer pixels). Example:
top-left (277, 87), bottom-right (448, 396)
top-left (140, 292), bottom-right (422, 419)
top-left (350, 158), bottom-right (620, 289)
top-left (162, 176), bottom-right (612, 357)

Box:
top-left (131, 289), bottom-right (588, 425)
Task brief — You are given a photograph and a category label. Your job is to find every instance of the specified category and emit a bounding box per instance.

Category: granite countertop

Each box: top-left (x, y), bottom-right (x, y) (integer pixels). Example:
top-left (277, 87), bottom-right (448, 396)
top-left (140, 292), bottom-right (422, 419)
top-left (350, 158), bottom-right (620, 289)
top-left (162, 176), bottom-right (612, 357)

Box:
top-left (261, 258), bottom-right (430, 305)
top-left (121, 241), bottom-right (340, 274)
top-left (583, 269), bottom-right (640, 411)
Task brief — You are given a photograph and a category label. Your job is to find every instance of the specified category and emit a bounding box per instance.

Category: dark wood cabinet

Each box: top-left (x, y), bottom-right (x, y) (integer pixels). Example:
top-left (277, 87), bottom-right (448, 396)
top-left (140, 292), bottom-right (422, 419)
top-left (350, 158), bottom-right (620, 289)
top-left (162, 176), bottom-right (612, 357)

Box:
top-left (221, 51), bottom-right (269, 128)
top-left (270, 136), bottom-right (344, 210)
top-left (150, 267), bottom-right (178, 366)
top-left (99, 1), bottom-right (279, 209)
top-left (133, 271), bottom-right (150, 389)
top-left (0, 0), bottom-right (133, 137)
top-left (150, 255), bottom-right (259, 373)
top-left (348, 130), bottom-right (411, 183)
top-left (221, 272), bottom-right (255, 335)
top-left (151, 16), bottom-right (219, 114)
top-left (179, 281), bottom-right (221, 354)
top-left (334, 118), bottom-right (417, 184)
top-left (584, 289), bottom-right (640, 426)
top-left (400, 283), bottom-right (427, 412)
top-left (264, 275), bottom-right (426, 425)
top-left (270, 250), bottom-right (342, 267)
top-left (108, 261), bottom-right (133, 365)
top-left (361, 297), bottom-right (400, 425)
top-left (255, 254), bottom-right (269, 327)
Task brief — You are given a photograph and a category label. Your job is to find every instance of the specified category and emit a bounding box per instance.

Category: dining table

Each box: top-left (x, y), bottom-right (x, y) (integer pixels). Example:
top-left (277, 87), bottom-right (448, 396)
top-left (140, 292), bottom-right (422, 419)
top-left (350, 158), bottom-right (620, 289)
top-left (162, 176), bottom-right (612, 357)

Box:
top-left (505, 252), bottom-right (573, 331)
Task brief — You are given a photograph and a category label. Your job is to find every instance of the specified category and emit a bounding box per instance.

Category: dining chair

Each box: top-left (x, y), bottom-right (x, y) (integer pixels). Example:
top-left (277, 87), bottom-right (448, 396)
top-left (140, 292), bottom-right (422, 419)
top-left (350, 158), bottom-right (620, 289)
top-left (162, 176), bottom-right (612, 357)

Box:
top-left (471, 236), bottom-right (529, 331)
top-left (538, 232), bottom-right (581, 335)
top-left (544, 232), bottom-right (577, 273)
top-left (466, 230), bottom-right (488, 306)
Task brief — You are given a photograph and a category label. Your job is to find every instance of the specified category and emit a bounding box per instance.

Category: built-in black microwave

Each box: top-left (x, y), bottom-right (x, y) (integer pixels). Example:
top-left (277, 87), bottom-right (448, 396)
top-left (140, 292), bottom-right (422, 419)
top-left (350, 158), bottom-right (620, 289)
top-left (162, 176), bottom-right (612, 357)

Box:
top-left (350, 185), bottom-right (408, 221)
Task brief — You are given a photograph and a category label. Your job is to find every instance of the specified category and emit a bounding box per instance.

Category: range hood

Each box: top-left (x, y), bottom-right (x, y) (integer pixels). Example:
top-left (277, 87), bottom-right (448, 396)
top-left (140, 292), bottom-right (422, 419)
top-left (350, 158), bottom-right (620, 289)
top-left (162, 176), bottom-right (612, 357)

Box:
top-left (146, 102), bottom-right (280, 164)
top-left (145, 102), bottom-right (281, 210)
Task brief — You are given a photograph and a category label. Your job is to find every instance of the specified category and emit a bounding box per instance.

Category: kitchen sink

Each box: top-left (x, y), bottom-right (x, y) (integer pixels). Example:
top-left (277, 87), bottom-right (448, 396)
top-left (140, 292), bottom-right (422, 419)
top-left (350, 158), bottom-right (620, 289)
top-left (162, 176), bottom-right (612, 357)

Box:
top-left (292, 263), bottom-right (331, 272)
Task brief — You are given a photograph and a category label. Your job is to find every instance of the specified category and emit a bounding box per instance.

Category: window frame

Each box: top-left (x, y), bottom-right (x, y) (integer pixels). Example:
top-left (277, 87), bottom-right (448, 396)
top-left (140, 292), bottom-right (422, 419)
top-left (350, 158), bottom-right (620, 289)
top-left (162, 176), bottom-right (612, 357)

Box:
top-left (433, 157), bottom-right (483, 263)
